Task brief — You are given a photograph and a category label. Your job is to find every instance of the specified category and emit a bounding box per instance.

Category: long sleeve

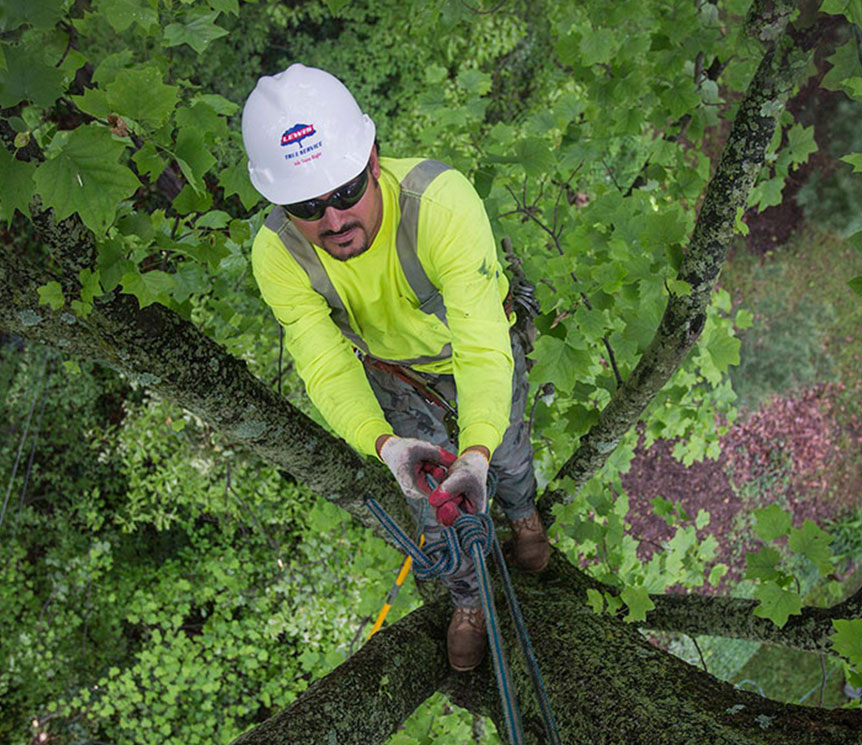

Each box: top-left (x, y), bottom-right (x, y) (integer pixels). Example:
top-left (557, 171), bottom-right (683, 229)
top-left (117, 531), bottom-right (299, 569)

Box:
top-left (251, 227), bottom-right (393, 456)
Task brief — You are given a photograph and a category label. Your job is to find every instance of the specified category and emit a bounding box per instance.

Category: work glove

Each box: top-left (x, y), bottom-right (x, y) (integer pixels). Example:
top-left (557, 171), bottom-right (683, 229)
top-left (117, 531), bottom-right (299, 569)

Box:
top-left (429, 450), bottom-right (489, 526)
top-left (379, 436), bottom-right (456, 502)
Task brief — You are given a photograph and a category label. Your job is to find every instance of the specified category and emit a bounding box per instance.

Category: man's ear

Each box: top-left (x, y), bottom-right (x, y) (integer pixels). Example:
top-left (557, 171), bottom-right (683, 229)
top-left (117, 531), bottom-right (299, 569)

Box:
top-left (369, 143), bottom-right (381, 180)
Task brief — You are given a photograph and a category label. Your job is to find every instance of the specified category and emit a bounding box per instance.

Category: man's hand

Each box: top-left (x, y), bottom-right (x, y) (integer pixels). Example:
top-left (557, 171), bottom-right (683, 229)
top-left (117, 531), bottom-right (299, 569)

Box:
top-left (378, 435), bottom-right (456, 502)
top-left (429, 448), bottom-right (489, 526)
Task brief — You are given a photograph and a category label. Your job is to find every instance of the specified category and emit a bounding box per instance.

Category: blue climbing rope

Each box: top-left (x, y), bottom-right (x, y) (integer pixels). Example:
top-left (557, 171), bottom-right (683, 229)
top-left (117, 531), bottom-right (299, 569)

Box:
top-left (365, 493), bottom-right (561, 745)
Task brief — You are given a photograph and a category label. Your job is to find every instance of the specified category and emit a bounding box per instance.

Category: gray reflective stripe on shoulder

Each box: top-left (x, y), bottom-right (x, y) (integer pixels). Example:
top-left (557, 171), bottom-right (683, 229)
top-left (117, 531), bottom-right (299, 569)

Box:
top-left (396, 160), bottom-right (452, 325)
top-left (264, 207), bottom-right (370, 354)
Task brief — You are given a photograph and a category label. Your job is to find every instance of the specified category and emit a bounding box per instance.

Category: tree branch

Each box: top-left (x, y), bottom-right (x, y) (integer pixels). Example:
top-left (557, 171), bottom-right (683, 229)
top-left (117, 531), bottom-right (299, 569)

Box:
top-left (0, 212), bottom-right (413, 538)
top-left (639, 586), bottom-right (862, 654)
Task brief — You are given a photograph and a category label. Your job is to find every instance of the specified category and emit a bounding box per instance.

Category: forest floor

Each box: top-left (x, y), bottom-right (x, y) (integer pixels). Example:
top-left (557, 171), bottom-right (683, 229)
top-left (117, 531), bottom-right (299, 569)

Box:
top-left (623, 228), bottom-right (862, 585)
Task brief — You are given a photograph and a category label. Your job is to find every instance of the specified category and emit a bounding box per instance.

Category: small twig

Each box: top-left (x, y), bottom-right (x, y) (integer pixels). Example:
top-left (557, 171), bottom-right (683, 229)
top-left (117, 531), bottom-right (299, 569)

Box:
top-left (603, 337), bottom-right (623, 388)
top-left (55, 23), bottom-right (75, 68)
top-left (601, 157), bottom-right (624, 192)
top-left (4, 356), bottom-right (51, 579)
top-left (690, 635), bottom-right (708, 673)
top-left (348, 617), bottom-right (372, 655)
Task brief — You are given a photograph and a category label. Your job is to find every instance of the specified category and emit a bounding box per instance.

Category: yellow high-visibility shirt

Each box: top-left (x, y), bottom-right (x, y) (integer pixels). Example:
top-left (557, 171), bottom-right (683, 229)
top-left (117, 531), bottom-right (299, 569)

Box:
top-left (251, 157), bottom-right (513, 458)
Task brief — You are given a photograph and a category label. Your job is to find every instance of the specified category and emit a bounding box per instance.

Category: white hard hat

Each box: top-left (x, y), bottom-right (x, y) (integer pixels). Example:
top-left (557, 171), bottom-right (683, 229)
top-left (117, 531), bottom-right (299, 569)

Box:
top-left (241, 64), bottom-right (376, 205)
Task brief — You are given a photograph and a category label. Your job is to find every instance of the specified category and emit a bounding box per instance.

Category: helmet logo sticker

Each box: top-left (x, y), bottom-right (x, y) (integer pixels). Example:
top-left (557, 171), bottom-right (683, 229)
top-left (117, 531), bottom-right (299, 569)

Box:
top-left (281, 123), bottom-right (323, 166)
top-left (281, 123), bottom-right (316, 148)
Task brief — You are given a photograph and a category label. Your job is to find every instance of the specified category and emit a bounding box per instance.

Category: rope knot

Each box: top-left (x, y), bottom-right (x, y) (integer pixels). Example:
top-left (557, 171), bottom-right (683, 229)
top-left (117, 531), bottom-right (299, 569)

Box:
top-left (453, 513), bottom-right (492, 557)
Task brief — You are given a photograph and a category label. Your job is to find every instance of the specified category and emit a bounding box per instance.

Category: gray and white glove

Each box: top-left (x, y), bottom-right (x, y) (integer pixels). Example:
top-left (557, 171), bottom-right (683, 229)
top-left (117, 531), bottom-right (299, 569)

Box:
top-left (378, 436), bottom-right (456, 501)
top-left (429, 450), bottom-right (490, 526)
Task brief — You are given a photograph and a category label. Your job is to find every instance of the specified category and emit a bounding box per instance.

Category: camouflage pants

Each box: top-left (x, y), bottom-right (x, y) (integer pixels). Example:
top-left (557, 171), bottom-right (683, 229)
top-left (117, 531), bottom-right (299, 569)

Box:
top-left (365, 334), bottom-right (537, 607)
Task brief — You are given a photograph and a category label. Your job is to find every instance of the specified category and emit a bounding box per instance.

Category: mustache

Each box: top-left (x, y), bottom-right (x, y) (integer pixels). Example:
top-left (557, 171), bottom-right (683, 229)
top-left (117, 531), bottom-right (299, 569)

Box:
top-left (322, 222), bottom-right (362, 238)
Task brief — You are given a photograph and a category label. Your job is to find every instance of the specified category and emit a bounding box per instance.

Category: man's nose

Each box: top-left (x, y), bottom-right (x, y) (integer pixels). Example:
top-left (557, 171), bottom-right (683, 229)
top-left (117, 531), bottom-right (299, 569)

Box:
top-left (319, 206), bottom-right (347, 232)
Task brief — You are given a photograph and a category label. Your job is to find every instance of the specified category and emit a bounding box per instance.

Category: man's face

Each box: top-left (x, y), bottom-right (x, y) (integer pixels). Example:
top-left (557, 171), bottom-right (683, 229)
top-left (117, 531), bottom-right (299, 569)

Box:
top-left (287, 147), bottom-right (383, 262)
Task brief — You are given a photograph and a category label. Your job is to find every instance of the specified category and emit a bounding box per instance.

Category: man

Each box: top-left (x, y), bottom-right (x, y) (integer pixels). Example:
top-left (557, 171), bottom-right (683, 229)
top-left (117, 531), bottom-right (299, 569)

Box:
top-left (242, 64), bottom-right (549, 671)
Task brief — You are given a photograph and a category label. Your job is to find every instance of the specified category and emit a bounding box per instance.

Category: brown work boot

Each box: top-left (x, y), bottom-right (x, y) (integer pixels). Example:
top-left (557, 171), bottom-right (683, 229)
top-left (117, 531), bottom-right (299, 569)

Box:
top-left (447, 605), bottom-right (487, 672)
top-left (510, 509), bottom-right (550, 572)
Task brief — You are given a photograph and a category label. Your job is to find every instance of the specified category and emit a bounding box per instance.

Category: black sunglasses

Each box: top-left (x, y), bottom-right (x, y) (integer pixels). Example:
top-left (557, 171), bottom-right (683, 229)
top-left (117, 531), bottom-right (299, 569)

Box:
top-left (285, 166), bottom-right (370, 221)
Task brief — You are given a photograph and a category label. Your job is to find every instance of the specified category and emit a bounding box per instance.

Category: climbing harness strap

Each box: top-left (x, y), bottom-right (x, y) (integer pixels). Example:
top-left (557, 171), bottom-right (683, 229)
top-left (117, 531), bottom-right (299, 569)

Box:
top-left (264, 159), bottom-right (454, 366)
top-left (365, 484), bottom-right (561, 745)
top-left (361, 355), bottom-right (460, 444)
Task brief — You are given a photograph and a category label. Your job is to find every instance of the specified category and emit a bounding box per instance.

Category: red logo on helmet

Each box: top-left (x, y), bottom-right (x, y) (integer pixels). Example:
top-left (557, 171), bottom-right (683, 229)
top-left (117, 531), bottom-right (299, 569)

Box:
top-left (281, 123), bottom-right (316, 148)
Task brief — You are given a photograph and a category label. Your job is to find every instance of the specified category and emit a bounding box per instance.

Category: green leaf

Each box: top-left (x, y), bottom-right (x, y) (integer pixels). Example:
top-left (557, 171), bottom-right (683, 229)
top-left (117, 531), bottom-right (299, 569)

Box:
top-left (735, 308), bottom-right (754, 329)
top-left (92, 50), bottom-right (134, 87)
top-left (708, 563), bottom-right (728, 586)
top-left (0, 42), bottom-right (66, 107)
top-left (163, 10), bottom-right (229, 54)
top-left (579, 28), bottom-right (615, 66)
top-left (585, 588), bottom-right (605, 614)
top-left (620, 585), bottom-right (655, 622)
top-left (820, 0), bottom-right (862, 25)
top-left (208, 0), bottom-right (239, 15)
top-left (788, 519), bottom-right (833, 574)
top-left (744, 547), bottom-right (782, 581)
top-left (321, 0), bottom-right (352, 13)
top-left (529, 335), bottom-right (590, 394)
top-left (94, 0), bottom-right (158, 33)
top-left (456, 68), bottom-right (491, 96)
top-left (753, 582), bottom-right (802, 627)
top-left (753, 504), bottom-right (792, 541)
top-left (705, 328), bottom-right (741, 373)
top-left (849, 276), bottom-right (862, 296)
top-left (175, 101), bottom-right (228, 139)
top-left (514, 137), bottom-right (555, 178)
top-left (786, 124), bottom-right (818, 167)
top-left (175, 126), bottom-right (216, 187)
top-left (219, 160), bottom-right (261, 210)
top-left (173, 184), bottom-right (213, 214)
top-left (196, 210), bottom-right (231, 229)
top-left (37, 281), bottom-right (65, 310)
top-left (193, 93), bottom-right (239, 116)
top-left (651, 496), bottom-right (675, 526)
top-left (132, 143), bottom-right (166, 182)
top-left (830, 619), bottom-right (862, 665)
top-left (78, 268), bottom-right (103, 303)
top-left (666, 279), bottom-right (691, 297)
top-left (97, 238), bottom-right (134, 292)
top-left (2, 0), bottom-right (65, 31)
top-left (106, 65), bottom-right (179, 128)
top-left (121, 269), bottom-right (176, 309)
top-left (34, 125), bottom-right (140, 234)
top-left (749, 177), bottom-right (785, 212)
top-left (72, 88), bottom-right (111, 119)
top-left (695, 509), bottom-right (710, 530)
top-left (0, 144), bottom-right (35, 222)
top-left (841, 153), bottom-right (862, 173)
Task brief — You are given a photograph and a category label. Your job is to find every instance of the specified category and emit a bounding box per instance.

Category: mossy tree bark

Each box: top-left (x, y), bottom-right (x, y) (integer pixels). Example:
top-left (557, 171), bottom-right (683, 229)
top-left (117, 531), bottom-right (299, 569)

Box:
top-left (1, 6), bottom-right (859, 745)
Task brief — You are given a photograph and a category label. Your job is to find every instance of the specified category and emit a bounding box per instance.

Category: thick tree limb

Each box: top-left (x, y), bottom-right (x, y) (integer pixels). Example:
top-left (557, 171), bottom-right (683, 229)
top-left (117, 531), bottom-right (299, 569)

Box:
top-left (0, 228), bottom-right (413, 536)
top-left (232, 600), bottom-right (451, 745)
top-left (639, 586), bottom-right (862, 653)
top-left (537, 9), bottom-right (824, 522)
